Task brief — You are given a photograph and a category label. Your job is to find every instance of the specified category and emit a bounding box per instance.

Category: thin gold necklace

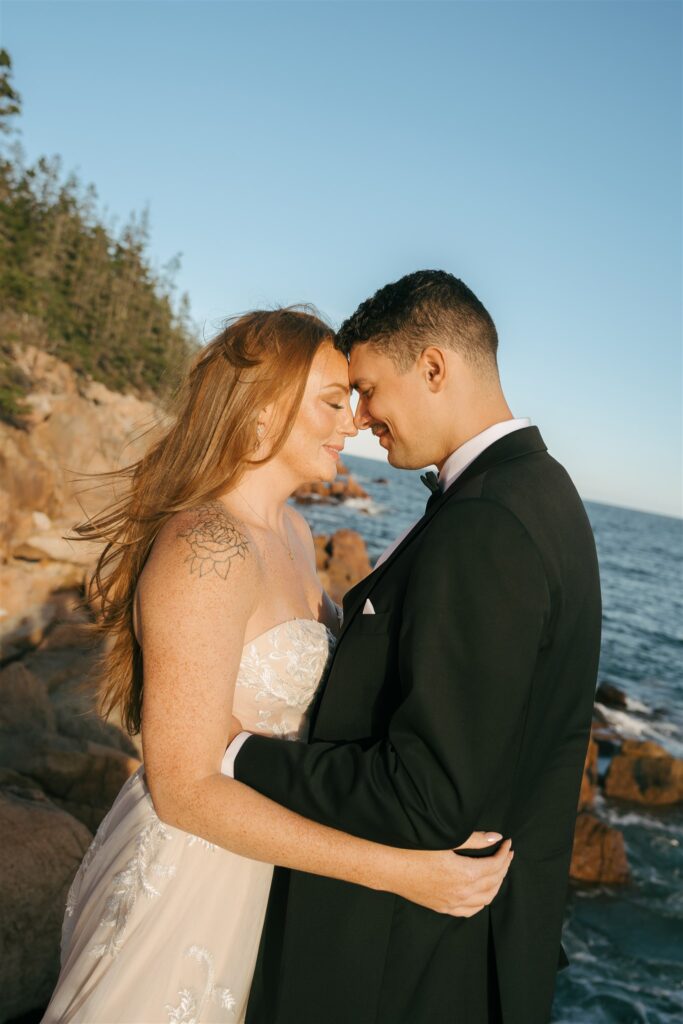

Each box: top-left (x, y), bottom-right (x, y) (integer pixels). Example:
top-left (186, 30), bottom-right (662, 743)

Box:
top-left (236, 490), bottom-right (295, 561)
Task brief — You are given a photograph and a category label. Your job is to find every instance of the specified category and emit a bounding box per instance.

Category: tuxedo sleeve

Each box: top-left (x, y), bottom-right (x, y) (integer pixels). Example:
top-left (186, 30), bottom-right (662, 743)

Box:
top-left (233, 499), bottom-right (551, 849)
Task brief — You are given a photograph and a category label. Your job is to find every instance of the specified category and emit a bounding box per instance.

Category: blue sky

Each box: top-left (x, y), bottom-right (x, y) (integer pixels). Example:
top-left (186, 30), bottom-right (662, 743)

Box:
top-left (3, 0), bottom-right (681, 517)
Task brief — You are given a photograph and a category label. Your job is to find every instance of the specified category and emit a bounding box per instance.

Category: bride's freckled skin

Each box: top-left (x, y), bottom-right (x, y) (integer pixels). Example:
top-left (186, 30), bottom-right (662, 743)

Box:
top-left (277, 342), bottom-right (357, 484)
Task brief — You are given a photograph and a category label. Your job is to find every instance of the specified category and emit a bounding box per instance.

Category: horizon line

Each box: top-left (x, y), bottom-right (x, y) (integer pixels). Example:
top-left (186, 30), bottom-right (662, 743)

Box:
top-left (341, 451), bottom-right (683, 523)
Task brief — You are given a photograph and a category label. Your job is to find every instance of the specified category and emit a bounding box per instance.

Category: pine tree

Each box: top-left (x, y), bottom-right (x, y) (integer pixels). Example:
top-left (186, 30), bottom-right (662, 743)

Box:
top-left (0, 51), bottom-right (198, 423)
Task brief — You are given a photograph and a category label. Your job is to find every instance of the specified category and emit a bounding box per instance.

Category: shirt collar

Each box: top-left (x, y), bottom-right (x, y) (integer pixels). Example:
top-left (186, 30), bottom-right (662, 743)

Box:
top-left (438, 418), bottom-right (532, 491)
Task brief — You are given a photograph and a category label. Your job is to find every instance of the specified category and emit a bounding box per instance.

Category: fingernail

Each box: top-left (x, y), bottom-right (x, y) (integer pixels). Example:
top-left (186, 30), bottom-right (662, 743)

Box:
top-left (485, 832), bottom-right (503, 843)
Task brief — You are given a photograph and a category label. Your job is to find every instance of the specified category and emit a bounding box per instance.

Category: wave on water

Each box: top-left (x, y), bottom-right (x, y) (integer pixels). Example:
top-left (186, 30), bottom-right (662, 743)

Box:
top-left (341, 496), bottom-right (383, 515)
top-left (601, 805), bottom-right (682, 838)
top-left (596, 702), bottom-right (683, 755)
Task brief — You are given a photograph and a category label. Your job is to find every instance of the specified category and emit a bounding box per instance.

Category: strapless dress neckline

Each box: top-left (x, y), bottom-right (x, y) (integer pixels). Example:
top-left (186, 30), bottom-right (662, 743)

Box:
top-left (243, 616), bottom-right (338, 649)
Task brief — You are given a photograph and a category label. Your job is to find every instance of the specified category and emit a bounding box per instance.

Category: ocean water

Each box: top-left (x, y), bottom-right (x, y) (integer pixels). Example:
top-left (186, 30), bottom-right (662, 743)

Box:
top-left (296, 453), bottom-right (683, 1024)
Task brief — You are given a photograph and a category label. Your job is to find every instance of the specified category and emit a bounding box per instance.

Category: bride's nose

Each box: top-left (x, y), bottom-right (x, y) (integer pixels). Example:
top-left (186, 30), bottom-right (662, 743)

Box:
top-left (341, 402), bottom-right (358, 437)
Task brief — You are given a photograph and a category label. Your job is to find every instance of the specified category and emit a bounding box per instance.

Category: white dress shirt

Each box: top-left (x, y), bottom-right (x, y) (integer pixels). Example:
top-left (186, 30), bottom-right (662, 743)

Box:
top-left (222, 416), bottom-right (531, 777)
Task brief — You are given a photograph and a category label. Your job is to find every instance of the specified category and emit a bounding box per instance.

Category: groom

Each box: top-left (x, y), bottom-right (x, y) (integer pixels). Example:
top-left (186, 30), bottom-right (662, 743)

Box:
top-left (225, 271), bottom-right (602, 1023)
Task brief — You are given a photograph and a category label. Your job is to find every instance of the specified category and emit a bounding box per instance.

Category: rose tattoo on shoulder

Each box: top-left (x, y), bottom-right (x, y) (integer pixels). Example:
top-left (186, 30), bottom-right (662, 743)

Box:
top-left (178, 502), bottom-right (249, 579)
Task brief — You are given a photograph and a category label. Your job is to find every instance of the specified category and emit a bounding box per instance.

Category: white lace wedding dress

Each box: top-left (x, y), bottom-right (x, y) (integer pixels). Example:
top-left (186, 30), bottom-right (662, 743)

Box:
top-left (42, 616), bottom-right (338, 1024)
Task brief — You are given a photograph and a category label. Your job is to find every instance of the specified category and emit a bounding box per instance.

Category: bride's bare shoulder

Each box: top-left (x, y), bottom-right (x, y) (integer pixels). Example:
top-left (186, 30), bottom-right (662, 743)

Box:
top-left (145, 501), bottom-right (260, 586)
top-left (134, 503), bottom-right (260, 646)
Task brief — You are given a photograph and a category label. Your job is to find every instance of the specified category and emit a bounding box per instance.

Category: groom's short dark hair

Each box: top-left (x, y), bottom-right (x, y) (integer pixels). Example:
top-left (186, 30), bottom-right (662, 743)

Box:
top-left (336, 270), bottom-right (499, 374)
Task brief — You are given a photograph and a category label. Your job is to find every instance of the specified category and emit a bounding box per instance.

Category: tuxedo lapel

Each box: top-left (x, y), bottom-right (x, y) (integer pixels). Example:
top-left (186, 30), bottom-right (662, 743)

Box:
top-left (337, 426), bottom-right (547, 639)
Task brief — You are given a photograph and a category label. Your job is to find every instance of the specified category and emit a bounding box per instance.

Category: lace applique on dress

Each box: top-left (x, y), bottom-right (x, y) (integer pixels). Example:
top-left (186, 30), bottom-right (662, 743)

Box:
top-left (186, 834), bottom-right (217, 852)
top-left (64, 767), bottom-right (146, 923)
top-left (166, 945), bottom-right (237, 1022)
top-left (90, 817), bottom-right (176, 958)
top-left (233, 618), bottom-right (336, 739)
top-left (236, 619), bottom-right (334, 707)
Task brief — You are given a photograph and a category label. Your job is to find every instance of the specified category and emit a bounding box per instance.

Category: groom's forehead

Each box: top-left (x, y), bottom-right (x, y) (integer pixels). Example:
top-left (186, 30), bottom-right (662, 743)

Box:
top-left (348, 344), bottom-right (386, 387)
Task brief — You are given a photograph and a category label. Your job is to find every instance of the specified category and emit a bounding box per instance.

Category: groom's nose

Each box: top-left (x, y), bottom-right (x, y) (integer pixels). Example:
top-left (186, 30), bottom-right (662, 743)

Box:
top-left (354, 396), bottom-right (373, 430)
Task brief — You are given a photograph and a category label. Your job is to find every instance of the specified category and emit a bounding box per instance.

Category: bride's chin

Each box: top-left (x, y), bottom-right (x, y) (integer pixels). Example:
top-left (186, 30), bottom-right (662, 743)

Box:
top-left (320, 464), bottom-right (338, 482)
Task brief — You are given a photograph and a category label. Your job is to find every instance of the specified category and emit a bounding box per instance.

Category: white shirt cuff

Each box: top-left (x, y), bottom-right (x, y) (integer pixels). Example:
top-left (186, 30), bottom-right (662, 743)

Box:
top-left (221, 731), bottom-right (253, 778)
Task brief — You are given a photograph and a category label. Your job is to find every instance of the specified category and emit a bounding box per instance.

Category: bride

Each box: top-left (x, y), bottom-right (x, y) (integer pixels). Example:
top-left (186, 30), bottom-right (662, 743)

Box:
top-left (42, 307), bottom-right (512, 1023)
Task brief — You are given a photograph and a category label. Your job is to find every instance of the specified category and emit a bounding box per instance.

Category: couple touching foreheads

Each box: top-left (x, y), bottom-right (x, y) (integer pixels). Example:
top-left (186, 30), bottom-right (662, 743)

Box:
top-left (44, 270), bottom-right (601, 1024)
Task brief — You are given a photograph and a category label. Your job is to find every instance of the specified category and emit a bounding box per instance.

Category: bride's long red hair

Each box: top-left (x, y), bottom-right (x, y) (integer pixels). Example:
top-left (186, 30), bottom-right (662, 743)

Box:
top-left (74, 307), bottom-right (334, 735)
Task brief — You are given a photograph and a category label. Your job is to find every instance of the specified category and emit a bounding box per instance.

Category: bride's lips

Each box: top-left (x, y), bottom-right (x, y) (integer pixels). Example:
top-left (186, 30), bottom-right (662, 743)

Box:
top-left (323, 444), bottom-right (342, 460)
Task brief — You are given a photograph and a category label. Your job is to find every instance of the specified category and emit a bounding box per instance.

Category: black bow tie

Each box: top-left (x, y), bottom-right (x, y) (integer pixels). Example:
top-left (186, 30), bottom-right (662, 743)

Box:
top-left (420, 470), bottom-right (442, 513)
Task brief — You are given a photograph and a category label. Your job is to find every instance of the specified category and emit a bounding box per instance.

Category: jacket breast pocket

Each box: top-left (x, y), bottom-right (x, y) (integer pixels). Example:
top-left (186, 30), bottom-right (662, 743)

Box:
top-left (355, 611), bottom-right (391, 635)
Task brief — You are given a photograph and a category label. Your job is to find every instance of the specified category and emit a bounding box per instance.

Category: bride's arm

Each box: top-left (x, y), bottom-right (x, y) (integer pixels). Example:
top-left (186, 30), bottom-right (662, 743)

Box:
top-left (164, 763), bottom-right (510, 917)
top-left (141, 505), bottom-right (511, 917)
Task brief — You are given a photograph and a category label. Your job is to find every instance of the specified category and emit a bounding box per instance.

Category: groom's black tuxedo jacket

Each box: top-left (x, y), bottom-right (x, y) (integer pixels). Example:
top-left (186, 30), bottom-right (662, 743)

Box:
top-left (235, 426), bottom-right (602, 1024)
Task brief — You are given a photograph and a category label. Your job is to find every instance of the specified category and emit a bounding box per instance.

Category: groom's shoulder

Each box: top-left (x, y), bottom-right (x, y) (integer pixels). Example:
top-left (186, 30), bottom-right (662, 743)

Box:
top-left (467, 440), bottom-right (580, 507)
top-left (432, 447), bottom-right (585, 540)
top-left (427, 490), bottom-right (533, 552)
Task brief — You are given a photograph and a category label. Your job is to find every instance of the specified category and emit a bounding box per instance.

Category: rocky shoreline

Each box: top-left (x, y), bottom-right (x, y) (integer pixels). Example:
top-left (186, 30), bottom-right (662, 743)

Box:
top-left (1, 345), bottom-right (682, 1022)
top-left (292, 461), bottom-right (370, 506)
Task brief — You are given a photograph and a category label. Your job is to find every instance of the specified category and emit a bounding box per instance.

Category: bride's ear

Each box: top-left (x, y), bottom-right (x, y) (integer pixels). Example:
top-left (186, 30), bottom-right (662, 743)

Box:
top-left (257, 403), bottom-right (276, 436)
top-left (257, 401), bottom-right (290, 449)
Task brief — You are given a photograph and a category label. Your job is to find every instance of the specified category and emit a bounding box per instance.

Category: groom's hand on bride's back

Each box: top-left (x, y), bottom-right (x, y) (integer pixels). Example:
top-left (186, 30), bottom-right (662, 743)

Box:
top-left (385, 833), bottom-right (514, 917)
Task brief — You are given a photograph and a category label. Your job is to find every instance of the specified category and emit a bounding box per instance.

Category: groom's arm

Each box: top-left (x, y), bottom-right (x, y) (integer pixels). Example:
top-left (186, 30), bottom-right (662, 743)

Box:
top-left (232, 499), bottom-right (550, 850)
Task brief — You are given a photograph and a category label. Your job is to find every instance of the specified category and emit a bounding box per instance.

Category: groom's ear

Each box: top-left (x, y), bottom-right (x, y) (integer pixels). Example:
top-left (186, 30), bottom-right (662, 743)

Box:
top-left (419, 346), bottom-right (447, 393)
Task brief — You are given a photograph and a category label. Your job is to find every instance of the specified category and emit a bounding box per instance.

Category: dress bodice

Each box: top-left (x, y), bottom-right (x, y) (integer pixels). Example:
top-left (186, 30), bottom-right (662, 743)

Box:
top-left (231, 617), bottom-right (338, 740)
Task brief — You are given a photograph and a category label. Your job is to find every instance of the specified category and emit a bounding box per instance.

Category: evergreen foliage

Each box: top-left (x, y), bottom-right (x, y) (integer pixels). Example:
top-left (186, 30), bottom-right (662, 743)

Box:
top-left (0, 50), bottom-right (198, 423)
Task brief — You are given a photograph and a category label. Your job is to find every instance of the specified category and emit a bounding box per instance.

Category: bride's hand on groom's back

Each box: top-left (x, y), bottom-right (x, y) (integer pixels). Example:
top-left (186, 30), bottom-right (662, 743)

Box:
top-left (385, 834), bottom-right (514, 917)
